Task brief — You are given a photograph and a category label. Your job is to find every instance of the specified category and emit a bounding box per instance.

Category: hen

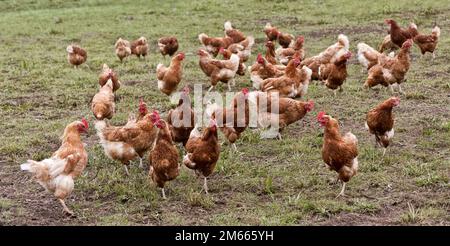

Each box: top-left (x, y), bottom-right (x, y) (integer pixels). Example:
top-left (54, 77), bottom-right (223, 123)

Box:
top-left (95, 109), bottom-right (158, 175)
top-left (198, 33), bottom-right (233, 57)
top-left (115, 38), bottom-right (131, 62)
top-left (156, 52), bottom-right (185, 96)
top-left (224, 21), bottom-right (246, 43)
top-left (183, 119), bottom-right (220, 194)
top-left (365, 97), bottom-right (400, 156)
top-left (264, 23), bottom-right (280, 42)
top-left (249, 53), bottom-right (284, 90)
top-left (131, 36), bottom-right (149, 59)
top-left (264, 41), bottom-right (278, 65)
top-left (91, 79), bottom-right (115, 120)
top-left (198, 48), bottom-right (240, 92)
top-left (379, 23), bottom-right (418, 52)
top-left (167, 87), bottom-right (195, 146)
top-left (357, 42), bottom-right (394, 71)
top-left (21, 118), bottom-right (89, 216)
top-left (276, 36), bottom-right (305, 65)
top-left (318, 51), bottom-right (352, 95)
top-left (317, 112), bottom-right (358, 198)
top-left (277, 31), bottom-right (295, 49)
top-left (158, 36), bottom-right (179, 58)
top-left (66, 45), bottom-right (87, 68)
top-left (98, 64), bottom-right (121, 92)
top-left (385, 19), bottom-right (418, 48)
top-left (149, 112), bottom-right (180, 199)
top-left (413, 26), bottom-right (441, 58)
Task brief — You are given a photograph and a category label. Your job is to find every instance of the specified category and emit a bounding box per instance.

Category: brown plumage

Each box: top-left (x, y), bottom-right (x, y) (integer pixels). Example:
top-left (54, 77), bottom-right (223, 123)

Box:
top-left (198, 48), bottom-right (240, 91)
top-left (158, 36), bottom-right (179, 57)
top-left (183, 119), bottom-right (220, 194)
top-left (167, 87), bottom-right (195, 146)
top-left (366, 97), bottom-right (400, 155)
top-left (276, 36), bottom-right (305, 65)
top-left (317, 112), bottom-right (358, 197)
top-left (131, 36), bottom-right (149, 59)
top-left (277, 32), bottom-right (294, 49)
top-left (319, 51), bottom-right (351, 94)
top-left (198, 33), bottom-right (234, 57)
top-left (98, 64), bottom-right (121, 92)
top-left (149, 117), bottom-right (180, 199)
top-left (66, 45), bottom-right (87, 68)
top-left (224, 21), bottom-right (246, 43)
top-left (249, 53), bottom-right (284, 90)
top-left (265, 41), bottom-right (278, 65)
top-left (264, 23), bottom-right (280, 41)
top-left (413, 26), bottom-right (440, 56)
top-left (385, 19), bottom-right (418, 48)
top-left (379, 23), bottom-right (418, 52)
top-left (91, 79), bottom-right (115, 120)
top-left (21, 119), bottom-right (89, 216)
top-left (115, 38), bottom-right (131, 62)
top-left (156, 53), bottom-right (185, 96)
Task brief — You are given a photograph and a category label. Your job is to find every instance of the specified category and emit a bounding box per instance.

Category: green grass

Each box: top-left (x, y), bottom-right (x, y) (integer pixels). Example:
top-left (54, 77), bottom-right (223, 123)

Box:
top-left (1, 0), bottom-right (449, 225)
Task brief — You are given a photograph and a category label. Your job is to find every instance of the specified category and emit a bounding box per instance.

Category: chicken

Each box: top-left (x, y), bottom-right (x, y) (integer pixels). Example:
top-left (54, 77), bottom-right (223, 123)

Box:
top-left (198, 33), bottom-right (233, 57)
top-left (264, 23), bottom-right (280, 41)
top-left (277, 31), bottom-right (295, 49)
top-left (261, 57), bottom-right (312, 98)
top-left (21, 118), bottom-right (89, 216)
top-left (317, 112), bottom-right (358, 197)
top-left (413, 26), bottom-right (441, 58)
top-left (115, 38), bottom-right (131, 62)
top-left (254, 94), bottom-right (314, 139)
top-left (224, 21), bottom-right (246, 43)
top-left (149, 112), bottom-right (180, 199)
top-left (249, 53), bottom-right (284, 90)
top-left (357, 43), bottom-right (394, 71)
top-left (158, 36), bottom-right (179, 58)
top-left (319, 51), bottom-right (352, 95)
top-left (222, 36), bottom-right (255, 76)
top-left (385, 19), bottom-right (418, 48)
top-left (264, 41), bottom-right (278, 65)
top-left (365, 97), bottom-right (400, 156)
top-left (95, 109), bottom-right (158, 175)
top-left (364, 39), bottom-right (413, 94)
top-left (156, 52), bottom-right (185, 96)
top-left (183, 119), bottom-right (220, 194)
top-left (379, 23), bottom-right (418, 52)
top-left (207, 88), bottom-right (249, 151)
top-left (167, 87), bottom-right (195, 146)
top-left (131, 36), bottom-right (149, 59)
top-left (276, 36), bottom-right (305, 65)
top-left (66, 45), bottom-right (87, 68)
top-left (91, 79), bottom-right (115, 120)
top-left (301, 34), bottom-right (349, 80)
top-left (199, 48), bottom-right (240, 92)
top-left (98, 64), bottom-right (121, 92)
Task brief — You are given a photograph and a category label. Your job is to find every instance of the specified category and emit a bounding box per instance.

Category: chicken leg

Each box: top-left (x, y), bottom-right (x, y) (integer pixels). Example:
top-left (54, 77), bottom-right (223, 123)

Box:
top-left (58, 199), bottom-right (74, 216)
top-left (336, 182), bottom-right (346, 198)
top-left (203, 177), bottom-right (209, 194)
top-left (123, 165), bottom-right (130, 176)
top-left (208, 85), bottom-right (215, 92)
top-left (382, 147), bottom-right (387, 157)
top-left (161, 188), bottom-right (167, 199)
top-left (139, 158), bottom-right (143, 168)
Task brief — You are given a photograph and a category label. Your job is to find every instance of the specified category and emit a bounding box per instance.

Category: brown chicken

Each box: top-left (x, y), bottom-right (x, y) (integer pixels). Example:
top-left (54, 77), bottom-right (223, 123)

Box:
top-left (208, 88), bottom-right (250, 151)
top-left (115, 38), bottom-right (131, 62)
top-left (249, 53), bottom-right (284, 90)
top-left (276, 36), bottom-right (305, 65)
top-left (253, 93), bottom-right (314, 139)
top-left (278, 31), bottom-right (295, 49)
top-left (183, 118), bottom-right (220, 194)
top-left (364, 39), bottom-right (412, 94)
top-left (91, 79), bottom-right (115, 120)
top-left (385, 19), bottom-right (418, 48)
top-left (379, 23), bottom-right (418, 52)
top-left (95, 110), bottom-right (158, 175)
top-left (301, 34), bottom-right (349, 80)
top-left (414, 26), bottom-right (441, 58)
top-left (198, 33), bottom-right (233, 57)
top-left (357, 42), bottom-right (394, 71)
top-left (261, 57), bottom-right (312, 98)
top-left (365, 97), bottom-right (400, 156)
top-left (158, 36), bottom-right (179, 57)
top-left (66, 45), bottom-right (87, 68)
top-left (167, 87), bottom-right (195, 146)
top-left (98, 64), bottom-right (121, 92)
top-left (319, 51), bottom-right (352, 95)
top-left (265, 41), bottom-right (278, 65)
top-left (149, 112), bottom-right (180, 199)
top-left (200, 48), bottom-right (240, 92)
top-left (264, 23), bottom-right (280, 41)
top-left (21, 118), bottom-right (89, 216)
top-left (317, 112), bottom-right (358, 197)
top-left (131, 36), bottom-right (149, 59)
top-left (157, 52), bottom-right (185, 96)
top-left (224, 21), bottom-right (246, 43)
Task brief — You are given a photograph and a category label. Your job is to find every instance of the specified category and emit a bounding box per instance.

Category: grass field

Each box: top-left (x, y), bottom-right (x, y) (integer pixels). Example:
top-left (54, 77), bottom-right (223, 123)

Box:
top-left (0, 0), bottom-right (449, 225)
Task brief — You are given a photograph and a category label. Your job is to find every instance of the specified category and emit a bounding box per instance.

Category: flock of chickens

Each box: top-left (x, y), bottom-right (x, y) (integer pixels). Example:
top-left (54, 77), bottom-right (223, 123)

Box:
top-left (20, 19), bottom-right (440, 217)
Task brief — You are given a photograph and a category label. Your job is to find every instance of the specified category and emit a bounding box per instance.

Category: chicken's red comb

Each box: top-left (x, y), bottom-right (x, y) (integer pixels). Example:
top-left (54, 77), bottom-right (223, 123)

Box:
top-left (317, 111), bottom-right (326, 120)
top-left (81, 118), bottom-right (89, 129)
top-left (209, 118), bottom-right (217, 127)
top-left (308, 100), bottom-right (315, 107)
top-left (241, 88), bottom-right (249, 95)
top-left (298, 36), bottom-right (304, 42)
top-left (219, 47), bottom-right (225, 53)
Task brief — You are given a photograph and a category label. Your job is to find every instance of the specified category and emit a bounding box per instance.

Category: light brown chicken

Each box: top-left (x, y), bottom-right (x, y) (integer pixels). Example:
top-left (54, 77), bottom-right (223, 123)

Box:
top-left (319, 51), bottom-right (352, 95)
top-left (249, 53), bottom-right (284, 90)
top-left (276, 36), bottom-right (305, 65)
top-left (167, 87), bottom-right (195, 146)
top-left (98, 64), bottom-right (121, 92)
top-left (224, 21), bottom-right (246, 43)
top-left (156, 52), bottom-right (185, 96)
top-left (264, 23), bottom-right (280, 42)
top-left (158, 36), bottom-right (179, 57)
top-left (66, 45), bottom-right (87, 68)
top-left (91, 79), bottom-right (115, 120)
top-left (414, 26), bottom-right (441, 58)
top-left (115, 38), bottom-right (131, 62)
top-left (21, 118), bottom-right (89, 216)
top-left (131, 36), bottom-right (149, 59)
top-left (198, 33), bottom-right (233, 57)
